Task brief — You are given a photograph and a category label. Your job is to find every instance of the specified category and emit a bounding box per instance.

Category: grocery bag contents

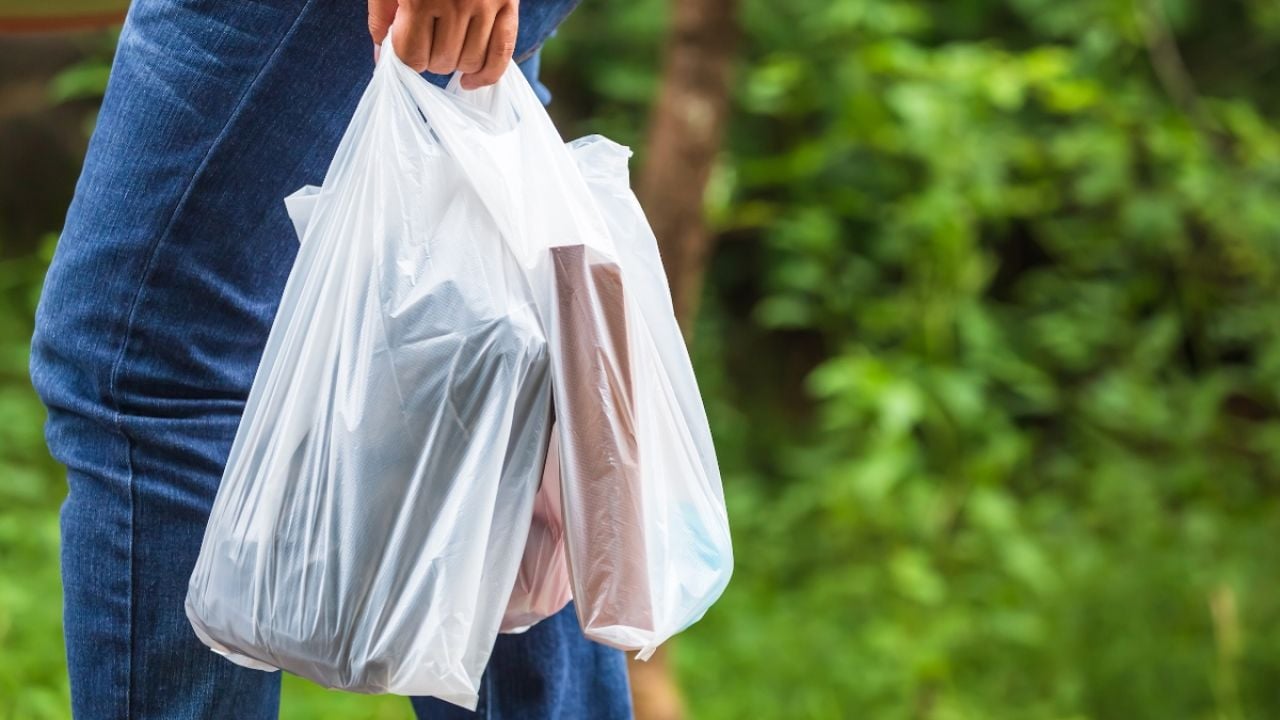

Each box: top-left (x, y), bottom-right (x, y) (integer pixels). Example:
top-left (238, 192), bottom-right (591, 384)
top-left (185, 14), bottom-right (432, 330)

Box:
top-left (550, 244), bottom-right (653, 641)
top-left (502, 422), bottom-right (573, 633)
top-left (554, 137), bottom-right (734, 657)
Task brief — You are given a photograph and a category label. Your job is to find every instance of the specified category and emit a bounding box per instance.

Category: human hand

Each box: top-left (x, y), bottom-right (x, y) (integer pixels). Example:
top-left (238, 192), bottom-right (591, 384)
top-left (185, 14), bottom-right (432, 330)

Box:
top-left (368, 0), bottom-right (519, 89)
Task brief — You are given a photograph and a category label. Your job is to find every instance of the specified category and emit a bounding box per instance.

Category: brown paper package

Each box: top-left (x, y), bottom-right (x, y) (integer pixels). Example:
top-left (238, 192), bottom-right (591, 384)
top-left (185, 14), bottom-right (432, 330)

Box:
top-left (550, 244), bottom-right (653, 640)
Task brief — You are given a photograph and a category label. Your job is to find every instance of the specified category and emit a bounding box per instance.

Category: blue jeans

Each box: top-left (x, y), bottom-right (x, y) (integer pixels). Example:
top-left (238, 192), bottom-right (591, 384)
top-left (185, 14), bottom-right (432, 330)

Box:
top-left (29, 1), bottom-right (631, 718)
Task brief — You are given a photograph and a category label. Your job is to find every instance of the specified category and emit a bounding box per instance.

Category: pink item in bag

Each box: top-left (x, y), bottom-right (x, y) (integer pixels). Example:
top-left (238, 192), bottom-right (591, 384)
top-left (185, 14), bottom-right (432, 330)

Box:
top-left (501, 423), bottom-right (573, 633)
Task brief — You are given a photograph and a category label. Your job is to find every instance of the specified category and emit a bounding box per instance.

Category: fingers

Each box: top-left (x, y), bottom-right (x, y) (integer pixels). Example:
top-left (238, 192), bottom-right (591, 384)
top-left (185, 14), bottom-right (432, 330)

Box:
top-left (368, 0), bottom-right (397, 58)
top-left (368, 0), bottom-right (397, 44)
top-left (392, 2), bottom-right (434, 73)
top-left (461, 4), bottom-right (516, 89)
top-left (427, 9), bottom-right (468, 74)
top-left (378, 0), bottom-right (518, 84)
top-left (458, 12), bottom-right (494, 75)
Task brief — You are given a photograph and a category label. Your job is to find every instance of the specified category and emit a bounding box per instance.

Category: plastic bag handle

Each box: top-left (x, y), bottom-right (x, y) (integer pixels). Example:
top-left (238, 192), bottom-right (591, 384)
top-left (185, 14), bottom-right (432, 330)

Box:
top-left (388, 39), bottom-right (533, 122)
top-left (376, 32), bottom-right (613, 266)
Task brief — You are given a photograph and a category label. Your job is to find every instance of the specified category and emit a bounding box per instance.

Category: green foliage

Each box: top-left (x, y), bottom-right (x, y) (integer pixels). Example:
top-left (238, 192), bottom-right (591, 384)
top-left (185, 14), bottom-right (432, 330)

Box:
top-left (552, 0), bottom-right (1280, 718)
top-left (0, 1), bottom-right (128, 20)
top-left (0, 235), bottom-right (66, 719)
top-left (47, 62), bottom-right (113, 104)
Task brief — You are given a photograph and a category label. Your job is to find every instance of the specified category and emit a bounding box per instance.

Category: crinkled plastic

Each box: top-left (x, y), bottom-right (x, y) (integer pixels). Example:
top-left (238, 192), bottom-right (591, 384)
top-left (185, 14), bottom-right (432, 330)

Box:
top-left (399, 54), bottom-right (734, 655)
top-left (187, 35), bottom-right (732, 708)
top-left (554, 136), bottom-right (734, 657)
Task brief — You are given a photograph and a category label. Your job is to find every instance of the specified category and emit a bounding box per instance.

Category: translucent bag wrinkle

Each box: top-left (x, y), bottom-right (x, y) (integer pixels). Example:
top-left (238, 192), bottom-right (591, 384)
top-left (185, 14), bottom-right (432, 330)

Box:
top-left (381, 46), bottom-right (733, 655)
top-left (562, 137), bottom-right (733, 656)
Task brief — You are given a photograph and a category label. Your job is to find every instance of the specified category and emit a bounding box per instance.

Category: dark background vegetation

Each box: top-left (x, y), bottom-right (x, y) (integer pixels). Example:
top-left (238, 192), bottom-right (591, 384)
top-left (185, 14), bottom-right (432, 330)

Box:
top-left (4, 0), bottom-right (1280, 718)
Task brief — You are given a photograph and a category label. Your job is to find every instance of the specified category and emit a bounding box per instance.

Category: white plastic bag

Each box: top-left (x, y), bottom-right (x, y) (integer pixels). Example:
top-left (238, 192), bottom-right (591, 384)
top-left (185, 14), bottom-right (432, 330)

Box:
top-left (186, 45), bottom-right (553, 708)
top-left (386, 44), bottom-right (734, 656)
top-left (554, 136), bottom-right (734, 657)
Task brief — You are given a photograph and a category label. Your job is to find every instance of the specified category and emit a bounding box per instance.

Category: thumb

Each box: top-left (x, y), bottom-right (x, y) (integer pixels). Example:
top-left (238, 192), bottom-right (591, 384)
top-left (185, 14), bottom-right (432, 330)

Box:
top-left (368, 0), bottom-right (397, 46)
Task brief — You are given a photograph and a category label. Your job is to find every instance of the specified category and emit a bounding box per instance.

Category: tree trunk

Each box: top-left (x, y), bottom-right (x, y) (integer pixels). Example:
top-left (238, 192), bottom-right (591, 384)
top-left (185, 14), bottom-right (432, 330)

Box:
top-left (628, 0), bottom-right (738, 718)
top-left (637, 0), bottom-right (739, 330)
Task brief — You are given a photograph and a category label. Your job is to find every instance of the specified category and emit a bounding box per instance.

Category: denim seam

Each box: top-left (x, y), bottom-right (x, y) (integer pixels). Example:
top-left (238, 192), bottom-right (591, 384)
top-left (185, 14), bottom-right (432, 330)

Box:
top-left (103, 3), bottom-right (318, 714)
top-left (122, 414), bottom-right (137, 718)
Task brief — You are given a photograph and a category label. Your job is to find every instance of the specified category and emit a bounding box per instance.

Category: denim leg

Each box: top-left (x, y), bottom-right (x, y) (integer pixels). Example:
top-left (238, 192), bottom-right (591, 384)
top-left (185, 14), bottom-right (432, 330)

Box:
top-left (31, 0), bottom-right (623, 717)
top-left (32, 0), bottom-right (374, 716)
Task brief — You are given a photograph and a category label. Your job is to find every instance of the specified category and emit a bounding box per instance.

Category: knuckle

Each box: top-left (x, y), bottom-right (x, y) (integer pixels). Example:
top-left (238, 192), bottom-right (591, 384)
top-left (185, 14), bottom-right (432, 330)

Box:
top-left (406, 53), bottom-right (432, 72)
top-left (426, 54), bottom-right (457, 73)
top-left (400, 48), bottom-right (432, 72)
top-left (491, 39), bottom-right (515, 58)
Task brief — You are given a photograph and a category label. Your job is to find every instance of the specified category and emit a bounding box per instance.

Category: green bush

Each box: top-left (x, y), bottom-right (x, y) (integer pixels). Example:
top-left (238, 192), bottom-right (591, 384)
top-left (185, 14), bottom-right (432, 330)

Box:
top-left (552, 0), bottom-right (1280, 717)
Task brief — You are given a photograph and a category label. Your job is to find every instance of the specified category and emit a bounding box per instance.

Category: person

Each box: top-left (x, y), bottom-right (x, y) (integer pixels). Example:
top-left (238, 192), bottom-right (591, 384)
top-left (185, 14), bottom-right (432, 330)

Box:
top-left (28, 1), bottom-right (633, 718)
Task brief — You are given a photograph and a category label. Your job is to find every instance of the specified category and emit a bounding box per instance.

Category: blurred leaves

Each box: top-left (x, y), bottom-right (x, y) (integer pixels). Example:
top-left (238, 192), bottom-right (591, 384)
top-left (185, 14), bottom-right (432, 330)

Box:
top-left (47, 62), bottom-right (111, 104)
top-left (551, 0), bottom-right (1280, 717)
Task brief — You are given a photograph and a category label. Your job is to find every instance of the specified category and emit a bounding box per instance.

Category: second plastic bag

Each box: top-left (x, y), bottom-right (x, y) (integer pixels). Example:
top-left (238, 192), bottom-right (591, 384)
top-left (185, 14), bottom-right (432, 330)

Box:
top-left (397, 52), bottom-right (735, 657)
top-left (553, 136), bottom-right (735, 657)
